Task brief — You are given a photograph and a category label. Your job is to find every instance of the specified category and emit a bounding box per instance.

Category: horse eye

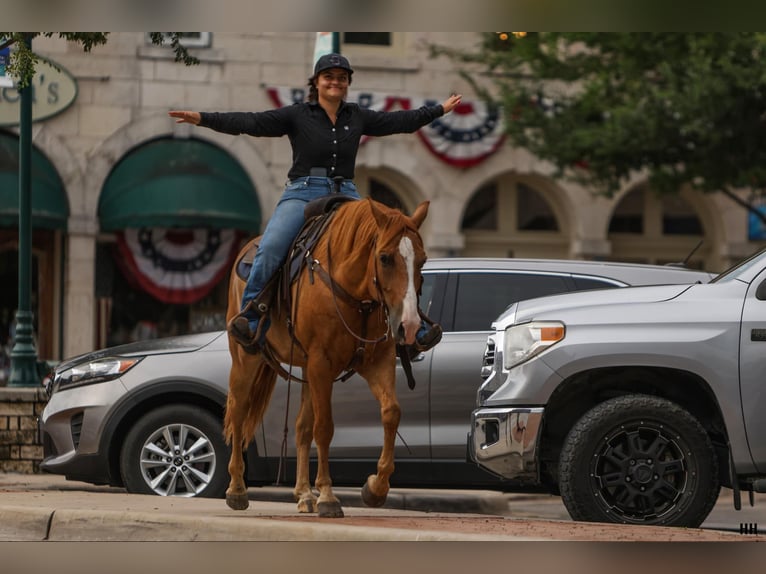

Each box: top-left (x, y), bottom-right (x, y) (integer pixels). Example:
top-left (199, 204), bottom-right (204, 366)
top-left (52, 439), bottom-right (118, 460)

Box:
top-left (379, 253), bottom-right (394, 267)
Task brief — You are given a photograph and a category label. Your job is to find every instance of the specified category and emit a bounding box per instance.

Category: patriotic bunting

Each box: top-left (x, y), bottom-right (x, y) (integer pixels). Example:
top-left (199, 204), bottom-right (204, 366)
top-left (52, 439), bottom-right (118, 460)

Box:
top-left (115, 228), bottom-right (241, 304)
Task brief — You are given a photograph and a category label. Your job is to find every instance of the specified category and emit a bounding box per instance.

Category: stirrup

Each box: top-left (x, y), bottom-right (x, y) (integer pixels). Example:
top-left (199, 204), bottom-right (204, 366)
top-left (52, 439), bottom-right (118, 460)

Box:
top-left (227, 316), bottom-right (261, 355)
top-left (412, 322), bottom-right (443, 353)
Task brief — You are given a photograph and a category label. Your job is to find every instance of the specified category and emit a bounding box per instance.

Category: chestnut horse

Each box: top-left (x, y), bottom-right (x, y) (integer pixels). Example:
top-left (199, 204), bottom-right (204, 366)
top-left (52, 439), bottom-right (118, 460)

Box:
top-left (223, 197), bottom-right (429, 518)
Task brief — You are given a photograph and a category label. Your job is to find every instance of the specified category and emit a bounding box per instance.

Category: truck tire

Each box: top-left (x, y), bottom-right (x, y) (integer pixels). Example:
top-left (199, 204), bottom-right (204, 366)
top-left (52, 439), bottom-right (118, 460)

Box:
top-left (120, 405), bottom-right (230, 498)
top-left (558, 394), bottom-right (720, 527)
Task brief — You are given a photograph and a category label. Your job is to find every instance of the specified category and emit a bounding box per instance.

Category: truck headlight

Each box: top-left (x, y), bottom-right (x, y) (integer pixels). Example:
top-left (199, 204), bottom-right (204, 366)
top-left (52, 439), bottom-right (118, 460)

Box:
top-left (503, 321), bottom-right (565, 370)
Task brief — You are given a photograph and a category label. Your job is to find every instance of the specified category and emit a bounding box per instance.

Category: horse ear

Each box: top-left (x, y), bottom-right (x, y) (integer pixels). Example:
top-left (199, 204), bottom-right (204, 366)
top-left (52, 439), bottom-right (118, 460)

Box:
top-left (368, 198), bottom-right (389, 229)
top-left (410, 201), bottom-right (430, 229)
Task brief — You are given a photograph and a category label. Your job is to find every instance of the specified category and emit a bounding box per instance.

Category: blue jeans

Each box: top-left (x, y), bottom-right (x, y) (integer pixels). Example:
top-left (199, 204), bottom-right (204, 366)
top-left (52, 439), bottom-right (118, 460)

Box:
top-left (241, 177), bottom-right (360, 331)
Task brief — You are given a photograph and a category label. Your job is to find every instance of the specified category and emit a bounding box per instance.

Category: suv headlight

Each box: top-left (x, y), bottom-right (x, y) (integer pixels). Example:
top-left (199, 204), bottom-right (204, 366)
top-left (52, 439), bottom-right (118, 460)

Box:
top-left (503, 321), bottom-right (565, 370)
top-left (52, 357), bottom-right (143, 393)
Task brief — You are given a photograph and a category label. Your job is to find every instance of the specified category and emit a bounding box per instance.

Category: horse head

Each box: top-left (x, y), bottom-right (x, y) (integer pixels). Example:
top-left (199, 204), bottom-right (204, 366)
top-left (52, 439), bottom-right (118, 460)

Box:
top-left (368, 199), bottom-right (430, 346)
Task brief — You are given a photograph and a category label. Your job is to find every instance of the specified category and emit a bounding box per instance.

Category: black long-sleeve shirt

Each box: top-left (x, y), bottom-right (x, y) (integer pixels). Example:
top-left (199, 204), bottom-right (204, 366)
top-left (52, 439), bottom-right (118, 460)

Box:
top-left (199, 100), bottom-right (444, 180)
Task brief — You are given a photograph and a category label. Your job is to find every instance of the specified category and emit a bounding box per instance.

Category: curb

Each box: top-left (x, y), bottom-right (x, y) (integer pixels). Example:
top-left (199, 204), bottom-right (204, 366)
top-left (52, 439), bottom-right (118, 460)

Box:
top-left (247, 486), bottom-right (511, 515)
top-left (0, 505), bottom-right (542, 541)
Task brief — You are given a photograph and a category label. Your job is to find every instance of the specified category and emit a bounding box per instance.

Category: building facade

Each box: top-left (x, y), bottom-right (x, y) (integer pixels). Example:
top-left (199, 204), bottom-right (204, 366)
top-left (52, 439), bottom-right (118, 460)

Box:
top-left (0, 32), bottom-right (764, 371)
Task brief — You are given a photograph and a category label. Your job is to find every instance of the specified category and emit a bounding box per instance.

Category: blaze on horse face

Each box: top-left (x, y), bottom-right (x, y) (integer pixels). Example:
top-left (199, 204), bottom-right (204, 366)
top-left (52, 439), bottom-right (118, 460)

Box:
top-left (369, 200), bottom-right (429, 345)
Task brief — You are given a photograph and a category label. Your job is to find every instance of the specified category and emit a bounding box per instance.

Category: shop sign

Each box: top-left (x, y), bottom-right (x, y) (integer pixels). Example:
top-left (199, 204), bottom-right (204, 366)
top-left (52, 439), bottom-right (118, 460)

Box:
top-left (0, 56), bottom-right (77, 126)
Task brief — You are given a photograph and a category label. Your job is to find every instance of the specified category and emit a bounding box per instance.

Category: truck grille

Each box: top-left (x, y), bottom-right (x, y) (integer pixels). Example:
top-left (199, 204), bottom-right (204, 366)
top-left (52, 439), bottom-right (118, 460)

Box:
top-left (480, 339), bottom-right (495, 379)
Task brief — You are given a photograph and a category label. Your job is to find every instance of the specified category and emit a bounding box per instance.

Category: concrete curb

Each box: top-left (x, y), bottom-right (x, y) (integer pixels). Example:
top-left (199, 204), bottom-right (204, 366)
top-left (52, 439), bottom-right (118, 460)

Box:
top-left (0, 505), bottom-right (543, 541)
top-left (248, 486), bottom-right (511, 515)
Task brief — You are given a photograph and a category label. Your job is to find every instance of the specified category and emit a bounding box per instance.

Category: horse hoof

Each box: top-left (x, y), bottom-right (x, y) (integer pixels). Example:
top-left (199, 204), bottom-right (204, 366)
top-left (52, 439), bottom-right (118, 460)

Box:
top-left (226, 492), bottom-right (250, 510)
top-left (317, 501), bottom-right (344, 518)
top-left (297, 498), bottom-right (316, 513)
top-left (361, 481), bottom-right (387, 508)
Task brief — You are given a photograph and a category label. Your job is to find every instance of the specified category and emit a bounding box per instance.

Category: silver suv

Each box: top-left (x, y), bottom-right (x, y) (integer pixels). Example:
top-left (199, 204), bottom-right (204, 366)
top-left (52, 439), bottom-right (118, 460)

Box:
top-left (40, 258), bottom-right (712, 497)
top-left (470, 247), bottom-right (766, 528)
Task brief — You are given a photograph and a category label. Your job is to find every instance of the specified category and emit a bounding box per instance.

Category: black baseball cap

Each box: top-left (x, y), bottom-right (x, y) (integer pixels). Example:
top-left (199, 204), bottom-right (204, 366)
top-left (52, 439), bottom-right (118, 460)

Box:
top-left (313, 53), bottom-right (354, 76)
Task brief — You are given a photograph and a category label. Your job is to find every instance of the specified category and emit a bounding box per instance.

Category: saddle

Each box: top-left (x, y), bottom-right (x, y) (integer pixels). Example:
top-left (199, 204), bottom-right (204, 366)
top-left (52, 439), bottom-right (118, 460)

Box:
top-left (234, 194), bottom-right (357, 310)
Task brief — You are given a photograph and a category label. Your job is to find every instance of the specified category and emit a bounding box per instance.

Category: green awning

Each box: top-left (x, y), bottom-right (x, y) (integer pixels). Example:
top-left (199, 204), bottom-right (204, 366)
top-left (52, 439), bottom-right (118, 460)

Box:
top-left (99, 137), bottom-right (261, 232)
top-left (0, 132), bottom-right (69, 230)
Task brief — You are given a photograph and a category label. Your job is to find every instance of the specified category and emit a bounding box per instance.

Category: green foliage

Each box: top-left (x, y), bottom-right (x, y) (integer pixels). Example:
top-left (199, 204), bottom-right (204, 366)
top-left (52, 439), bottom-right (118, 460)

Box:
top-left (0, 32), bottom-right (198, 88)
top-left (435, 33), bottom-right (766, 204)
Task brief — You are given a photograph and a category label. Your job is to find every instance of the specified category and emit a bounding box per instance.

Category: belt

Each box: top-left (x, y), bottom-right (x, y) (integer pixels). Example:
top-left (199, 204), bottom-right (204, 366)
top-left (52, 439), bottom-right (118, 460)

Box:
top-left (309, 167), bottom-right (331, 177)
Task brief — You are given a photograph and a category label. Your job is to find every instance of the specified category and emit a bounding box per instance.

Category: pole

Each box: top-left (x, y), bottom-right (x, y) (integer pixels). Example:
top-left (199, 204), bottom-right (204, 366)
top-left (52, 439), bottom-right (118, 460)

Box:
top-left (332, 32), bottom-right (340, 54)
top-left (8, 35), bottom-right (39, 387)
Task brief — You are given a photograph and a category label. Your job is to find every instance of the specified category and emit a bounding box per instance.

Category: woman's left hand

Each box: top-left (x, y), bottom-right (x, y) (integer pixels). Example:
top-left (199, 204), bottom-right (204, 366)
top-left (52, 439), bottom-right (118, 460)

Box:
top-left (441, 93), bottom-right (462, 114)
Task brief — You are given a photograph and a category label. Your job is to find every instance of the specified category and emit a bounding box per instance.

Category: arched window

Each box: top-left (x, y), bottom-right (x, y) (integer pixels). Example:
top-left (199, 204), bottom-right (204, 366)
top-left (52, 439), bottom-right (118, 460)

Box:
top-left (462, 183), bottom-right (497, 230)
top-left (368, 178), bottom-right (405, 212)
top-left (517, 182), bottom-right (559, 231)
top-left (608, 185), bottom-right (706, 267)
top-left (461, 177), bottom-right (566, 258)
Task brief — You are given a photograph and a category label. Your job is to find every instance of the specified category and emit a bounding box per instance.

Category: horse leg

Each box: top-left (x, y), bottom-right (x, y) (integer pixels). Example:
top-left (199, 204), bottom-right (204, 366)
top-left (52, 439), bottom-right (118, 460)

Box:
top-left (224, 354), bottom-right (250, 510)
top-left (359, 366), bottom-right (400, 508)
top-left (293, 382), bottom-right (317, 513)
top-left (223, 351), bottom-right (279, 511)
top-left (309, 375), bottom-right (344, 518)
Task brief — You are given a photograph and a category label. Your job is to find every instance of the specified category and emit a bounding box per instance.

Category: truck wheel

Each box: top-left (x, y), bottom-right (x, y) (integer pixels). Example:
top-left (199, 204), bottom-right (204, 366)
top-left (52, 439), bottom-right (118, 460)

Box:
top-left (558, 394), bottom-right (719, 527)
top-left (120, 405), bottom-right (230, 498)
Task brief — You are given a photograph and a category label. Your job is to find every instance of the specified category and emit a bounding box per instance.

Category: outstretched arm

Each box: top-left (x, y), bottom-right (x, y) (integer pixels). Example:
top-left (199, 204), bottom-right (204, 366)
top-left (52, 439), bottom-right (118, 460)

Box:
top-left (441, 94), bottom-right (462, 115)
top-left (168, 110), bottom-right (201, 125)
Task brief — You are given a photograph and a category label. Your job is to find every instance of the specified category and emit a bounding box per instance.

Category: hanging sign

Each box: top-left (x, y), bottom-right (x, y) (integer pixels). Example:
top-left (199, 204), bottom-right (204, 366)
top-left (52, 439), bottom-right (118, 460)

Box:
top-left (0, 56), bottom-right (78, 126)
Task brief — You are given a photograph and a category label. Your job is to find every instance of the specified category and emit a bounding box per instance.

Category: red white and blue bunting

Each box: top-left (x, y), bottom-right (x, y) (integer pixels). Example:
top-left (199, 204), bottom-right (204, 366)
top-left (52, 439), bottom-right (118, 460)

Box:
top-left (266, 86), bottom-right (506, 168)
top-left (115, 228), bottom-right (241, 304)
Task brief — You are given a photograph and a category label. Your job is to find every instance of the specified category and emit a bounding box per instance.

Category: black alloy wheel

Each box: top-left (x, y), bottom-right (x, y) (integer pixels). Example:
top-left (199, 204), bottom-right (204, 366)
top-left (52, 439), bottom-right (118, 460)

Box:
top-left (558, 394), bottom-right (720, 527)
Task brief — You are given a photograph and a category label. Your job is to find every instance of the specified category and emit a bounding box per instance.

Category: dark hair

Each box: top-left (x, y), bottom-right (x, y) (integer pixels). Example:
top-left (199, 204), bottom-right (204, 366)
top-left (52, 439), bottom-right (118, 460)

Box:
top-left (306, 73), bottom-right (352, 103)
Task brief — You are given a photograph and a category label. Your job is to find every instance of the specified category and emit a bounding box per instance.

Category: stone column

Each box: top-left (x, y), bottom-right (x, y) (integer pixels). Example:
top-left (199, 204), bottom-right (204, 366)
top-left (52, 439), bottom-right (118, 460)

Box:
top-left (63, 216), bottom-right (98, 358)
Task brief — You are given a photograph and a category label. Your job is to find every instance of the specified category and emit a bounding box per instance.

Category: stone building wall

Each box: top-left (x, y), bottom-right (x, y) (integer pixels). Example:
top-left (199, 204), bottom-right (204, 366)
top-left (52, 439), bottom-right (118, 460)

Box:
top-left (0, 388), bottom-right (46, 473)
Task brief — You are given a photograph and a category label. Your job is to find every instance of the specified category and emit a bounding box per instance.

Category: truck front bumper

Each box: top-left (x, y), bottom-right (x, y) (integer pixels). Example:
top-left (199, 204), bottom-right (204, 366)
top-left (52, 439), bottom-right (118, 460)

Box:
top-left (469, 407), bottom-right (544, 482)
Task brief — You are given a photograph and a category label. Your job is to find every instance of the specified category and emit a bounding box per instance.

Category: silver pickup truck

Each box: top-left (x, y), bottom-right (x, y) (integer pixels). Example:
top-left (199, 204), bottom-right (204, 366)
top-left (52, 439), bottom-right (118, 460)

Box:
top-left (470, 246), bottom-right (766, 528)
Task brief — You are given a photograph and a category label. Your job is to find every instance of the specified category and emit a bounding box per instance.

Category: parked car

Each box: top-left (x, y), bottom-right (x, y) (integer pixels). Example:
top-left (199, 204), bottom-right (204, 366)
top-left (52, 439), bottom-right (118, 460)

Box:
top-left (470, 246), bottom-right (766, 528)
top-left (39, 258), bottom-right (713, 498)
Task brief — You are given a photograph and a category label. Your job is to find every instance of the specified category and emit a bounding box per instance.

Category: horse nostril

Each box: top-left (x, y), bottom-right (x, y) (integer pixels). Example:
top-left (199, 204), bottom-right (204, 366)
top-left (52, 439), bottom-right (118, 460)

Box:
top-left (397, 323), bottom-right (406, 341)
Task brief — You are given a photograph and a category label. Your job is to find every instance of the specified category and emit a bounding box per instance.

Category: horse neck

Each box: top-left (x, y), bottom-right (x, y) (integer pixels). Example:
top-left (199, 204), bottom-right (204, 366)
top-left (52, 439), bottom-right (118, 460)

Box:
top-left (324, 203), bottom-right (380, 299)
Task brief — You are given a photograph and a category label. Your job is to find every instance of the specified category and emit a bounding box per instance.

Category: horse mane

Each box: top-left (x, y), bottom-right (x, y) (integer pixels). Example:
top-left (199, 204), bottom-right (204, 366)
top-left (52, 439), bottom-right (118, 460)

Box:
top-left (331, 199), bottom-right (415, 256)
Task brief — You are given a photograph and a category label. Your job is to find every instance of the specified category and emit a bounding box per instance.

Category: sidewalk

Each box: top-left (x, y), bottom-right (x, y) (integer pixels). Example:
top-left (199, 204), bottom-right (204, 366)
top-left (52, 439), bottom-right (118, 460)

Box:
top-left (0, 472), bottom-right (539, 541)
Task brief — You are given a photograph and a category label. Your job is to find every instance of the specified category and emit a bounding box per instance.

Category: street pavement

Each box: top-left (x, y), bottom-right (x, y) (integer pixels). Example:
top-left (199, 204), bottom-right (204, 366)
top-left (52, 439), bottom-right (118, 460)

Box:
top-left (0, 472), bottom-right (539, 541)
top-left (2, 472), bottom-right (765, 542)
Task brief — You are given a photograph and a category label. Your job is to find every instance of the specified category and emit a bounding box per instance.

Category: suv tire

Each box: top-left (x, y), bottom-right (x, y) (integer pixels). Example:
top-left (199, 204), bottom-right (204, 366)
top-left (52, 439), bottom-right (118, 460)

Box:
top-left (120, 405), bottom-right (230, 498)
top-left (558, 394), bottom-right (720, 527)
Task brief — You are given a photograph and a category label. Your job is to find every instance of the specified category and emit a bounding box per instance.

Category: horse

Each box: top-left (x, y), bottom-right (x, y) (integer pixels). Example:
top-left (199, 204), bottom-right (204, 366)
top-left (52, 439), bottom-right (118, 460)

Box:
top-left (223, 197), bottom-right (430, 518)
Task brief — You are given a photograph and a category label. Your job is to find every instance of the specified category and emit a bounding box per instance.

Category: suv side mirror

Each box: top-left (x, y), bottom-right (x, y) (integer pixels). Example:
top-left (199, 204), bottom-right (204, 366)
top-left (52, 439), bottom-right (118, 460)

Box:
top-left (757, 279), bottom-right (766, 301)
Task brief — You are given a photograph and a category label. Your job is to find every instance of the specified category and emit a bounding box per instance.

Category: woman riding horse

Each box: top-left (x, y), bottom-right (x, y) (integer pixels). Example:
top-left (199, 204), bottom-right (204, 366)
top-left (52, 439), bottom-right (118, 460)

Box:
top-left (224, 197), bottom-right (430, 517)
top-left (169, 52), bottom-right (461, 354)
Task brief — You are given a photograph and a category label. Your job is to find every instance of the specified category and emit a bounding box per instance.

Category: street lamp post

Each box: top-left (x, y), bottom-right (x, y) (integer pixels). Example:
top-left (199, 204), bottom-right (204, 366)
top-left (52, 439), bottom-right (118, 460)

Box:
top-left (8, 34), bottom-right (39, 387)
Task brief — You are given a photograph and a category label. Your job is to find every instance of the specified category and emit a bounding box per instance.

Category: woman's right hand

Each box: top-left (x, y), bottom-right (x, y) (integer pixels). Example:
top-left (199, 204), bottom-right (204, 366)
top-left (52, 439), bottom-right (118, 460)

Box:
top-left (168, 110), bottom-right (201, 125)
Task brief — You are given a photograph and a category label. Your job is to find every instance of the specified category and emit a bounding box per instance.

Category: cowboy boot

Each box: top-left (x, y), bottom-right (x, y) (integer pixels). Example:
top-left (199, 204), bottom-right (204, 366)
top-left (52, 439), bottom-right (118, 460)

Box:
top-left (227, 315), bottom-right (262, 355)
top-left (412, 320), bottom-right (443, 353)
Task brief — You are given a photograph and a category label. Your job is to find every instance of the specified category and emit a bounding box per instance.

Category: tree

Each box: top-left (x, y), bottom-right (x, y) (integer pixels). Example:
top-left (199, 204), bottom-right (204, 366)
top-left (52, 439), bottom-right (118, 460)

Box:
top-left (0, 33), bottom-right (198, 87)
top-left (435, 32), bottom-right (766, 224)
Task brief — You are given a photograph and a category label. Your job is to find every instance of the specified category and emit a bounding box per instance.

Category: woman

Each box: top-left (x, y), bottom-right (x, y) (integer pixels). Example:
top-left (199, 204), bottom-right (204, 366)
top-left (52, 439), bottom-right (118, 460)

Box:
top-left (170, 53), bottom-right (462, 352)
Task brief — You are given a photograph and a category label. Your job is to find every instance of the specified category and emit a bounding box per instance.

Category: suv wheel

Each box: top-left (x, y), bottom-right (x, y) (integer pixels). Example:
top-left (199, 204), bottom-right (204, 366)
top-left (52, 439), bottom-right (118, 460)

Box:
top-left (558, 394), bottom-right (720, 527)
top-left (120, 405), bottom-right (230, 498)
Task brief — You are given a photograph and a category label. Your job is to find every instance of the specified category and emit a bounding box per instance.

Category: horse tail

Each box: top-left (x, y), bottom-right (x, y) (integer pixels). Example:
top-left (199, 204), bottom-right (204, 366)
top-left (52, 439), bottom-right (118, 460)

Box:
top-left (223, 356), bottom-right (279, 450)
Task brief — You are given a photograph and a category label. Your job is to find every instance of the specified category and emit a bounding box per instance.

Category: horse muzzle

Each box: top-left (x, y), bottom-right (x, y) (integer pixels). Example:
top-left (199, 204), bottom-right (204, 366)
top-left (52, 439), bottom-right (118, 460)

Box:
top-left (396, 317), bottom-right (419, 346)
